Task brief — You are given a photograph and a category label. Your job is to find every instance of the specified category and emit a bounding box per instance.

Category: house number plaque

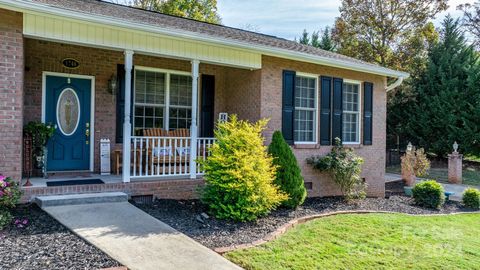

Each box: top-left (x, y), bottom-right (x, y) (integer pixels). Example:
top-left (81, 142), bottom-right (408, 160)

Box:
top-left (62, 58), bottom-right (80, 69)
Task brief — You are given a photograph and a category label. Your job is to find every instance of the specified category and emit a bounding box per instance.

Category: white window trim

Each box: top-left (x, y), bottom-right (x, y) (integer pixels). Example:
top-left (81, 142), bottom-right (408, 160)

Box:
top-left (342, 79), bottom-right (362, 145)
top-left (294, 72), bottom-right (319, 144)
top-left (133, 66), bottom-right (192, 131)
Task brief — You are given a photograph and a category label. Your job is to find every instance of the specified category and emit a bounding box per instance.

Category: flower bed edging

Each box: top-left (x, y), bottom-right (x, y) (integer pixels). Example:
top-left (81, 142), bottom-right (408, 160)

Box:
top-left (214, 210), bottom-right (478, 254)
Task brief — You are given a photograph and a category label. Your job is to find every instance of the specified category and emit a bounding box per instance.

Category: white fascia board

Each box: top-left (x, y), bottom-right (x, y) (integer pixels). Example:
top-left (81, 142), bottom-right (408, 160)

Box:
top-left (0, 0), bottom-right (409, 78)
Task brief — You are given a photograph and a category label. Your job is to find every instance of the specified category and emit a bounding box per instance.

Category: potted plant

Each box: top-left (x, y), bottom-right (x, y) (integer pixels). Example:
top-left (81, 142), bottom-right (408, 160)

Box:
top-left (401, 143), bottom-right (430, 195)
top-left (23, 121), bottom-right (55, 177)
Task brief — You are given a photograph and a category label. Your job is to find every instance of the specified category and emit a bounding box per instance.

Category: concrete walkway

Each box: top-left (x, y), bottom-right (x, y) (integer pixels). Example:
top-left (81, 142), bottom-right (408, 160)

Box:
top-left (42, 202), bottom-right (242, 270)
top-left (385, 173), bottom-right (480, 201)
top-left (385, 173), bottom-right (402, 183)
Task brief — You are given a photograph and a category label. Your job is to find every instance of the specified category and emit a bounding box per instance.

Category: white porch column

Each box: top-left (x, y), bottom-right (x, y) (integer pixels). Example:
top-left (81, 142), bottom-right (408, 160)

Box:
top-left (190, 59), bottom-right (200, 179)
top-left (122, 50), bottom-right (134, 182)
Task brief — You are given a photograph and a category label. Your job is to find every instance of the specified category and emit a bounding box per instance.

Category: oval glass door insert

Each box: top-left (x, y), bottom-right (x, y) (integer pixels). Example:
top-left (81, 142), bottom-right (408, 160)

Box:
top-left (56, 88), bottom-right (80, 136)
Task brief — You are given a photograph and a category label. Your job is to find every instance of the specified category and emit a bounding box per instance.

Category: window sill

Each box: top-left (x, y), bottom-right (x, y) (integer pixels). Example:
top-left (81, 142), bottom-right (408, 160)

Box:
top-left (342, 143), bottom-right (362, 149)
top-left (294, 143), bottom-right (320, 149)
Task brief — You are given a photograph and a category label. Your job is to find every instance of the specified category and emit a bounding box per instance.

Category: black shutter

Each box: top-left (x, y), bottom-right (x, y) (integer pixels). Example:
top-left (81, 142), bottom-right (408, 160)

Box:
top-left (200, 74), bottom-right (215, 137)
top-left (320, 76), bottom-right (332, 145)
top-left (282, 70), bottom-right (296, 145)
top-left (332, 78), bottom-right (343, 144)
top-left (363, 82), bottom-right (373, 145)
top-left (115, 64), bottom-right (134, 143)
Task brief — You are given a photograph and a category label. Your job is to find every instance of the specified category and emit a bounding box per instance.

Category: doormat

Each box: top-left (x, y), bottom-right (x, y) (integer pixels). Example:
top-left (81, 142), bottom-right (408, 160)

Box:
top-left (46, 179), bottom-right (104, 187)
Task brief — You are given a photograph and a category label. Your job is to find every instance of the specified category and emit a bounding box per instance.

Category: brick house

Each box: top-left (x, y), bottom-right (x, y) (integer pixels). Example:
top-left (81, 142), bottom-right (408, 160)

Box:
top-left (0, 0), bottom-right (408, 202)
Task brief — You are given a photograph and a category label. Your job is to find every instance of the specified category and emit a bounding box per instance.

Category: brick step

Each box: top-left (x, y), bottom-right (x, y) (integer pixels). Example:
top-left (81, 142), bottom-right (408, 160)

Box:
top-left (35, 192), bottom-right (128, 208)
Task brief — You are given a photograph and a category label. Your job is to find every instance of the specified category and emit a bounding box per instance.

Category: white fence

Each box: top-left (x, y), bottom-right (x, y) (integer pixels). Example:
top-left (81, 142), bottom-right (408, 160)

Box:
top-left (130, 136), bottom-right (216, 178)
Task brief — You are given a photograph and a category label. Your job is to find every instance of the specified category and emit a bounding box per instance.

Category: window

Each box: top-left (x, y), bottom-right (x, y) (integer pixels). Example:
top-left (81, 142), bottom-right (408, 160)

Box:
top-left (169, 74), bottom-right (192, 129)
top-left (294, 75), bottom-right (317, 143)
top-left (342, 81), bottom-right (361, 143)
top-left (134, 68), bottom-right (192, 132)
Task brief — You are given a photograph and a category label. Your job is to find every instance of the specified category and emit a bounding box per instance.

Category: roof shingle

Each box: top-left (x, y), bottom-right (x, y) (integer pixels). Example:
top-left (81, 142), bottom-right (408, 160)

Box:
top-left (29, 0), bottom-right (405, 77)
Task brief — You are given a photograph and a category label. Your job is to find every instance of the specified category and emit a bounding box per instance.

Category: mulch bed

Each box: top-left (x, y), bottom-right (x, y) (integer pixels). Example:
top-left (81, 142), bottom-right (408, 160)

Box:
top-left (0, 204), bottom-right (121, 270)
top-left (135, 187), bottom-right (479, 249)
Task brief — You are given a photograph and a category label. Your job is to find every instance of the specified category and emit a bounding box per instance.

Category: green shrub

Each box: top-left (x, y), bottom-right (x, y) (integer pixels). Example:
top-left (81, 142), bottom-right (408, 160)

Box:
top-left (0, 209), bottom-right (12, 230)
top-left (199, 115), bottom-right (288, 222)
top-left (462, 188), bottom-right (480, 209)
top-left (412, 180), bottom-right (445, 209)
top-left (0, 175), bottom-right (21, 230)
top-left (268, 131), bottom-right (306, 209)
top-left (306, 138), bottom-right (365, 201)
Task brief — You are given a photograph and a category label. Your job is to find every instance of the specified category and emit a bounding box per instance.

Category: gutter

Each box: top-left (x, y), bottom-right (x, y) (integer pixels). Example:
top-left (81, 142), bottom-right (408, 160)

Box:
top-left (0, 0), bottom-right (410, 79)
top-left (385, 75), bottom-right (408, 92)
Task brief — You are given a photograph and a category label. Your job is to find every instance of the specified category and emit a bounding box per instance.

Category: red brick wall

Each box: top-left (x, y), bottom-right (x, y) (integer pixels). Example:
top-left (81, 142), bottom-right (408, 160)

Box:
top-left (21, 178), bottom-right (204, 203)
top-left (24, 39), bottom-right (234, 172)
top-left (22, 40), bottom-right (387, 198)
top-left (224, 68), bottom-right (262, 123)
top-left (260, 56), bottom-right (386, 197)
top-left (0, 9), bottom-right (24, 181)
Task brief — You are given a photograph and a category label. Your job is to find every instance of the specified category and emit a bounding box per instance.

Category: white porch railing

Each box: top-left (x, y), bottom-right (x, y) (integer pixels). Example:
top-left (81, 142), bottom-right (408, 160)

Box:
top-left (130, 136), bottom-right (216, 178)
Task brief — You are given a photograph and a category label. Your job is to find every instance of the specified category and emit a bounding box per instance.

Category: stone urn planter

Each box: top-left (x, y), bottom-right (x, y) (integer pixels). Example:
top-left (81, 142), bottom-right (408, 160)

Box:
top-left (401, 169), bottom-right (416, 187)
top-left (403, 186), bottom-right (414, 197)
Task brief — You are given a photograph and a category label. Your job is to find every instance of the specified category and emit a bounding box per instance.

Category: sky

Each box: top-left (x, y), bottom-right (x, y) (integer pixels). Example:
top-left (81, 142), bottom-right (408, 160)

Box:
top-left (217, 0), bottom-right (476, 40)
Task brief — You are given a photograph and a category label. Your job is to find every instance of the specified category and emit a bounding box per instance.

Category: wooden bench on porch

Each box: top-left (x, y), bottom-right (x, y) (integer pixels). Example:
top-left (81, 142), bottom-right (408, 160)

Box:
top-left (113, 128), bottom-right (191, 175)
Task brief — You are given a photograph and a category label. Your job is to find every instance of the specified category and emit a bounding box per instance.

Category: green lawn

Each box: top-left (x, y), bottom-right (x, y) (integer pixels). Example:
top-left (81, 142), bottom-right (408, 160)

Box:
top-left (386, 165), bottom-right (480, 186)
top-left (226, 213), bottom-right (480, 270)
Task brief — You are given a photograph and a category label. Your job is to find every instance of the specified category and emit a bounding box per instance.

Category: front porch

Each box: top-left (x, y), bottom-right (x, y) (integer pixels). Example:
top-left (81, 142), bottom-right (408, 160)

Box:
top-left (22, 37), bottom-right (261, 191)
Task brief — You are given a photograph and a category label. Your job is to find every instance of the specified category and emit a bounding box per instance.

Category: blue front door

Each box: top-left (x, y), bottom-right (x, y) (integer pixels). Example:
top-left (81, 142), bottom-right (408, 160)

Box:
top-left (45, 75), bottom-right (91, 171)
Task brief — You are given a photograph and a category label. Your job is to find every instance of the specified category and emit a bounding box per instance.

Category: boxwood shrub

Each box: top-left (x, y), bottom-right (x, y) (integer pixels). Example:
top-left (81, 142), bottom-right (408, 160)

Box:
top-left (412, 180), bottom-right (445, 209)
top-left (268, 131), bottom-right (306, 209)
top-left (462, 188), bottom-right (480, 209)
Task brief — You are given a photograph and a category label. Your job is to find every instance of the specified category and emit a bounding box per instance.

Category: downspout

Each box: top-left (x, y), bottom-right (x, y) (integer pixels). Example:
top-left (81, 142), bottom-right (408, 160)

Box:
top-left (385, 76), bottom-right (408, 92)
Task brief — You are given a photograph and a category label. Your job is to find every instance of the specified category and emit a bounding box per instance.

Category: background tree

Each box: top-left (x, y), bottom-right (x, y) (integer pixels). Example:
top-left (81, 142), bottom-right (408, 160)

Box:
top-left (131, 0), bottom-right (160, 10)
top-left (298, 29), bottom-right (310, 45)
top-left (332, 0), bottom-right (448, 69)
top-left (402, 17), bottom-right (480, 157)
top-left (319, 27), bottom-right (336, 51)
top-left (131, 0), bottom-right (221, 24)
top-left (296, 27), bottom-right (336, 51)
top-left (330, 1), bottom-right (448, 150)
top-left (458, 1), bottom-right (480, 47)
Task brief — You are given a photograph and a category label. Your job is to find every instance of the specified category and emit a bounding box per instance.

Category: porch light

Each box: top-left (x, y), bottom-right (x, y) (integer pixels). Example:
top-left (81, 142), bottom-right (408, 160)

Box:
top-left (107, 74), bottom-right (117, 95)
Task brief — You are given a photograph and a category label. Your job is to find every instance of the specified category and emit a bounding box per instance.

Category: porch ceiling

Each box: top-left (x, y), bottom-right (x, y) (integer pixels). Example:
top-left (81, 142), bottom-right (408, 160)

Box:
top-left (21, 12), bottom-right (262, 70)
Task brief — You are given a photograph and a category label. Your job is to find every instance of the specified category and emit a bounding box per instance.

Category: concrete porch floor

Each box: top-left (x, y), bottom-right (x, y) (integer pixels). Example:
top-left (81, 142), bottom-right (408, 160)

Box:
top-left (22, 174), bottom-right (123, 188)
top-left (21, 173), bottom-right (197, 188)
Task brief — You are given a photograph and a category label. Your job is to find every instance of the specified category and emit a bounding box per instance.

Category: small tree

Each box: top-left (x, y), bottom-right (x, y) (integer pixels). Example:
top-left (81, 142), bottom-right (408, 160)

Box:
top-left (199, 115), bottom-right (287, 222)
top-left (307, 138), bottom-right (365, 201)
top-left (401, 145), bottom-right (430, 186)
top-left (268, 131), bottom-right (306, 209)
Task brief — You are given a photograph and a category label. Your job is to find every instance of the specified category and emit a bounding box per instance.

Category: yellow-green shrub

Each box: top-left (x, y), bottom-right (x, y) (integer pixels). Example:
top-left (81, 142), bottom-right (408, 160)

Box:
top-left (199, 115), bottom-right (288, 221)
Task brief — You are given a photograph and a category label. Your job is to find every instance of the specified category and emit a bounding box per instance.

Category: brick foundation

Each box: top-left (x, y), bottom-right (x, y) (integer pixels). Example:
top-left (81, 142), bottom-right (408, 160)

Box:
top-left (0, 10), bottom-right (24, 181)
top-left (20, 179), bottom-right (204, 203)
